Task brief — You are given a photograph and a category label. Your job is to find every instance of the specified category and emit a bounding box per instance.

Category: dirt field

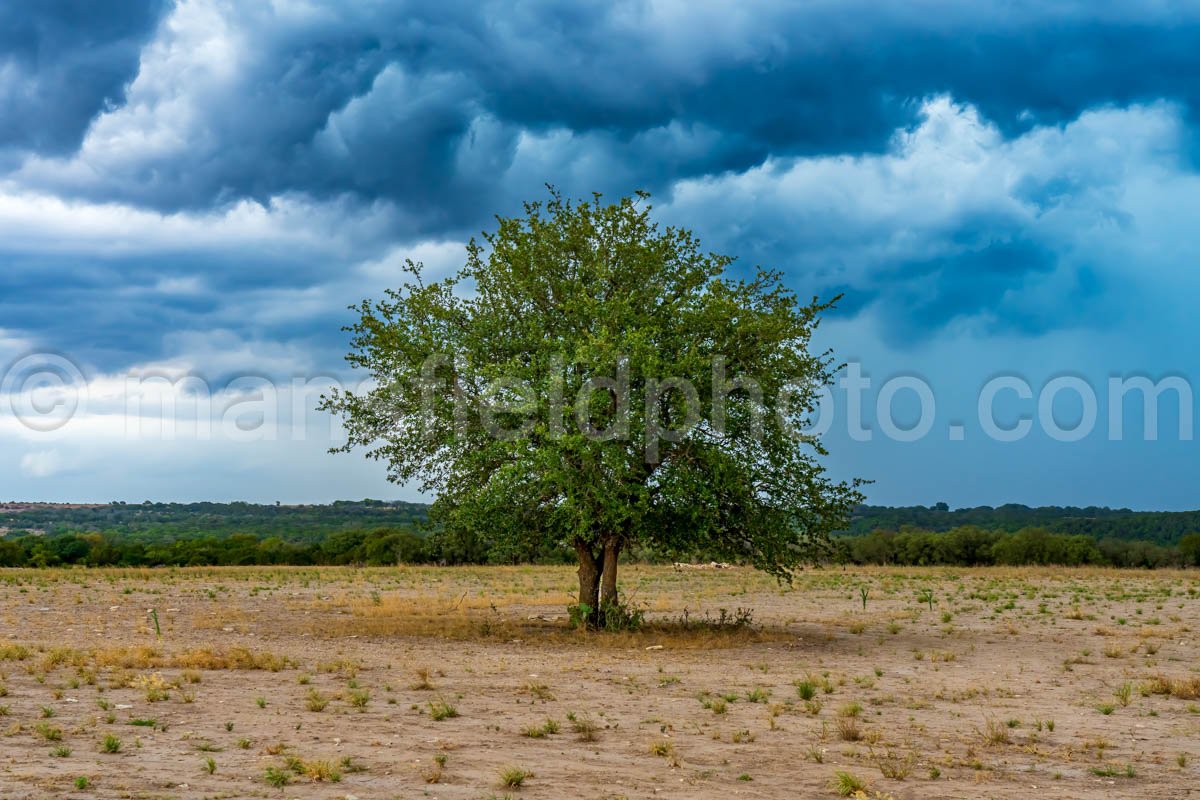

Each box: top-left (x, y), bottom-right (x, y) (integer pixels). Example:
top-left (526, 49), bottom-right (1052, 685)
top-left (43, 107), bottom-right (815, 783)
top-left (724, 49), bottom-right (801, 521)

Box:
top-left (0, 565), bottom-right (1196, 799)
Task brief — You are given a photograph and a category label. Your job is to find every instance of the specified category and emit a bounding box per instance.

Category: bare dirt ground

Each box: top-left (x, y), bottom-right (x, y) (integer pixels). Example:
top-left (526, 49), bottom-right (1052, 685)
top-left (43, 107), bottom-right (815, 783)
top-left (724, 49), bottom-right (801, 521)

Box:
top-left (0, 565), bottom-right (1197, 799)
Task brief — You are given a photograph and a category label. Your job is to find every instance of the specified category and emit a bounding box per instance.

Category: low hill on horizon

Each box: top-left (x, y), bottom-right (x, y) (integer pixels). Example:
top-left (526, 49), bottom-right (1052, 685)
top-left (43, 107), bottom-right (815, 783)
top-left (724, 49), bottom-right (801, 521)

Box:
top-left (2, 500), bottom-right (1197, 546)
top-left (847, 504), bottom-right (1200, 545)
top-left (0, 499), bottom-right (429, 542)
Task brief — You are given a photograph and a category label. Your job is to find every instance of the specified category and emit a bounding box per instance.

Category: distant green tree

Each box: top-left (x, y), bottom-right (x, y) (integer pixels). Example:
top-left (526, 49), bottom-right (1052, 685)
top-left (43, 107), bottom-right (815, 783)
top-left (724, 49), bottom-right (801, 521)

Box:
top-left (323, 190), bottom-right (862, 626)
top-left (1179, 533), bottom-right (1200, 567)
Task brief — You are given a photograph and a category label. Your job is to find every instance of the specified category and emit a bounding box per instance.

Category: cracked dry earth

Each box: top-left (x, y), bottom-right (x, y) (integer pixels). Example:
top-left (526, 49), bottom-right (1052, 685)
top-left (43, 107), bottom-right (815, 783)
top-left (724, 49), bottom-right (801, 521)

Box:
top-left (0, 564), bottom-right (1197, 799)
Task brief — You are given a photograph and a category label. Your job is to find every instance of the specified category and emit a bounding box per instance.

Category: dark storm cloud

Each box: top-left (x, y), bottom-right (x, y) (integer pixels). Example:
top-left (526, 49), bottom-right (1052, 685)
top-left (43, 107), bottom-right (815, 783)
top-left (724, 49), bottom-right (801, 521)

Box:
top-left (0, 0), bottom-right (171, 153)
top-left (1, 0), bottom-right (1198, 369)
top-left (0, 216), bottom-right (379, 369)
top-left (871, 237), bottom-right (1092, 340)
top-left (15, 2), bottom-right (1200, 227)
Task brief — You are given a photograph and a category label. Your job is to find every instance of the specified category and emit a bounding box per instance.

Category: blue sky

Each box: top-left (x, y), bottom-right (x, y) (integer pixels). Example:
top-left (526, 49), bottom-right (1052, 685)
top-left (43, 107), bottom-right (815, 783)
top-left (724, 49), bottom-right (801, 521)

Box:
top-left (1, 1), bottom-right (1197, 508)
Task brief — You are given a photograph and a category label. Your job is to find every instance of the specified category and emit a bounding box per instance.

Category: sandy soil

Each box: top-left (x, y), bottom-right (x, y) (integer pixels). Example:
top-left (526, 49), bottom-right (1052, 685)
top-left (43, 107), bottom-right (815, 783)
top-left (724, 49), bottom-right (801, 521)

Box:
top-left (0, 564), bottom-right (1196, 799)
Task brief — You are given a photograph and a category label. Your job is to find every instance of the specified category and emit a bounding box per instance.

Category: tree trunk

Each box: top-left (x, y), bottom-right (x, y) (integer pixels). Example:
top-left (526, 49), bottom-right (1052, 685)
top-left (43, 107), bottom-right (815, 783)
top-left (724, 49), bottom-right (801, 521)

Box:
top-left (599, 537), bottom-right (621, 608)
top-left (574, 537), bottom-right (601, 626)
top-left (576, 536), bottom-right (626, 629)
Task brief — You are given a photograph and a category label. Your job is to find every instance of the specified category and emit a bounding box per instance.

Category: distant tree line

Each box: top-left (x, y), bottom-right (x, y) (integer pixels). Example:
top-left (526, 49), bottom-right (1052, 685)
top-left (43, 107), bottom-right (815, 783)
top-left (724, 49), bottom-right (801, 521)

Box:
top-left (836, 526), bottom-right (1200, 568)
top-left (0, 500), bottom-right (429, 542)
top-left (0, 524), bottom-right (1197, 569)
top-left (847, 504), bottom-right (1200, 546)
top-left (0, 501), bottom-right (1197, 569)
top-left (0, 526), bottom-right (577, 568)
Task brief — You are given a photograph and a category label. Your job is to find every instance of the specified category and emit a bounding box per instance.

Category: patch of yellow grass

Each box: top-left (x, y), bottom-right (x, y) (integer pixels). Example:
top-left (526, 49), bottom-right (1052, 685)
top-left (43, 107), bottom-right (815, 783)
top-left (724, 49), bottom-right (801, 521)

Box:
top-left (5, 643), bottom-right (292, 673)
top-left (298, 590), bottom-right (791, 649)
top-left (171, 646), bottom-right (292, 671)
top-left (1143, 674), bottom-right (1200, 700)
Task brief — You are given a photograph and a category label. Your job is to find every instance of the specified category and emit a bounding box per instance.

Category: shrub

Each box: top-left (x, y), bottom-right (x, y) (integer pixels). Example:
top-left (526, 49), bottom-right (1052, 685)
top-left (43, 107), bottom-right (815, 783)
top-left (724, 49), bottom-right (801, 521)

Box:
top-left (982, 717), bottom-right (1010, 745)
top-left (835, 716), bottom-right (861, 742)
top-left (264, 766), bottom-right (290, 788)
top-left (305, 689), bottom-right (329, 712)
top-left (568, 712), bottom-right (599, 742)
top-left (300, 759), bottom-right (341, 782)
top-left (648, 740), bottom-right (674, 757)
top-left (831, 771), bottom-right (867, 796)
top-left (499, 766), bottom-right (532, 788)
top-left (522, 719), bottom-right (559, 738)
top-left (746, 687), bottom-right (770, 703)
top-left (428, 700), bottom-right (458, 721)
top-left (34, 723), bottom-right (63, 741)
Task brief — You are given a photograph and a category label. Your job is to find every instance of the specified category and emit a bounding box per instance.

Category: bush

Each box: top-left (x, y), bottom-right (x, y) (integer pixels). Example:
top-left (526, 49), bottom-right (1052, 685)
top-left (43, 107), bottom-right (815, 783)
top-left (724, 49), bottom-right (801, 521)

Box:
top-left (599, 599), bottom-right (644, 632)
top-left (568, 599), bottom-right (645, 632)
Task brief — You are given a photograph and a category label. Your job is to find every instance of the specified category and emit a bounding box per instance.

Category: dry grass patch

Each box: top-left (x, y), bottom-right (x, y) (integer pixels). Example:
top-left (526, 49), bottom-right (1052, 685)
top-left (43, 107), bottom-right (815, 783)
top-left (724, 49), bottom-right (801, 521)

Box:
top-left (1143, 674), bottom-right (1200, 700)
top-left (307, 595), bottom-right (792, 648)
top-left (66, 644), bottom-right (293, 672)
top-left (568, 712), bottom-right (600, 741)
top-left (835, 715), bottom-right (861, 742)
top-left (982, 717), bottom-right (1011, 746)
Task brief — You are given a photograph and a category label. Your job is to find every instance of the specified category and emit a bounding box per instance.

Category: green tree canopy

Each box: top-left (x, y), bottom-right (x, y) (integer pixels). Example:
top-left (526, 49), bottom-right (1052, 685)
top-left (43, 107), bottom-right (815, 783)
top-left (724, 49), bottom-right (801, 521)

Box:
top-left (322, 190), bottom-right (862, 626)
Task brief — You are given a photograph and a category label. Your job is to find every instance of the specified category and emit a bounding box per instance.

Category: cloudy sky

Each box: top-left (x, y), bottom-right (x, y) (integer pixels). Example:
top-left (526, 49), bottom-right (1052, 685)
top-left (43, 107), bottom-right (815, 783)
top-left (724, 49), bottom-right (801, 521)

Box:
top-left (1, 0), bottom-right (1197, 508)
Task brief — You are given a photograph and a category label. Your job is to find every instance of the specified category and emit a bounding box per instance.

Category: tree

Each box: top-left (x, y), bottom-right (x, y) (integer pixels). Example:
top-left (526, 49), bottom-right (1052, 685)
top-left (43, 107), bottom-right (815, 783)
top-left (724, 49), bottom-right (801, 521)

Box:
top-left (1178, 532), bottom-right (1200, 567)
top-left (322, 190), bottom-right (862, 627)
